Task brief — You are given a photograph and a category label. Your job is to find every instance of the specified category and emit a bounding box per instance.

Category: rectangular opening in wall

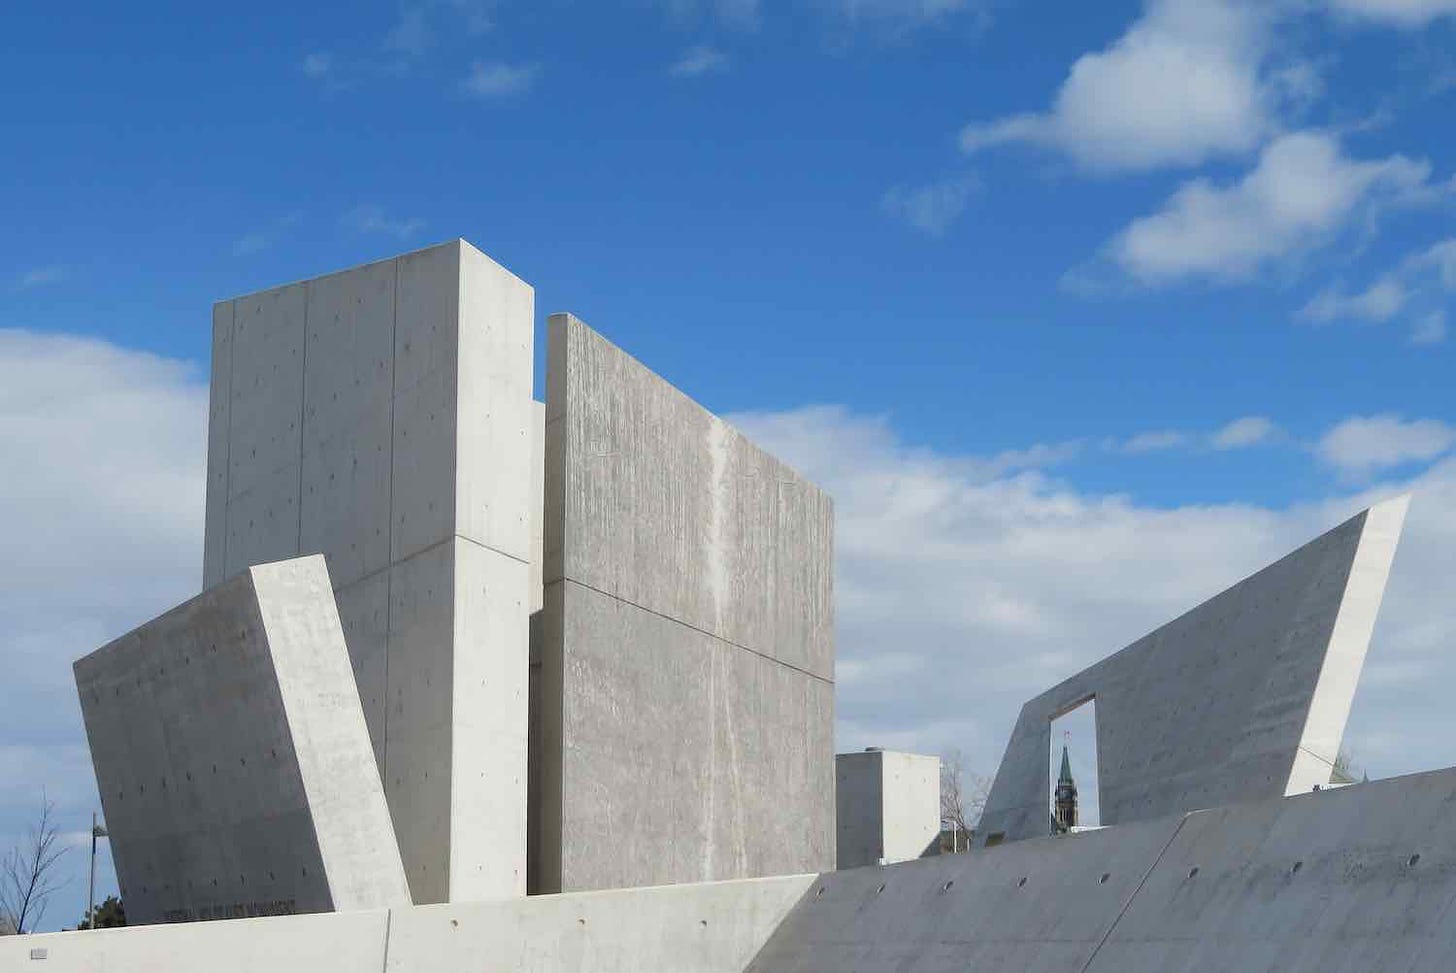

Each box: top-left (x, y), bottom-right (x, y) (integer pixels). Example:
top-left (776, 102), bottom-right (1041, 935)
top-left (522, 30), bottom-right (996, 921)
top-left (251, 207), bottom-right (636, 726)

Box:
top-left (1049, 697), bottom-right (1100, 833)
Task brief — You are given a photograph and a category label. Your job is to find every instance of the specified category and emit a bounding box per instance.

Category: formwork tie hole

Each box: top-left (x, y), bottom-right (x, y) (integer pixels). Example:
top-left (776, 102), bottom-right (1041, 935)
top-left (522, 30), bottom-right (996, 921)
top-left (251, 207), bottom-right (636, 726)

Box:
top-left (876, 884), bottom-right (886, 894)
top-left (1099, 873), bottom-right (1110, 885)
top-left (1017, 877), bottom-right (1027, 888)
top-left (942, 880), bottom-right (954, 892)
top-left (1409, 854), bottom-right (1421, 867)
top-left (1188, 867), bottom-right (1199, 879)
top-left (1290, 861), bottom-right (1303, 875)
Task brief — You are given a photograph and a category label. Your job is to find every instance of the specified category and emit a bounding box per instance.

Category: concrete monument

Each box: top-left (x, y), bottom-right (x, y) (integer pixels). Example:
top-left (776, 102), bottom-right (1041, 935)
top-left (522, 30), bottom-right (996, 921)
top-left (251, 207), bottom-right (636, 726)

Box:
top-left (74, 555), bottom-right (410, 925)
top-left (531, 313), bottom-right (835, 893)
top-left (201, 240), bottom-right (535, 903)
top-left (977, 496), bottom-right (1408, 846)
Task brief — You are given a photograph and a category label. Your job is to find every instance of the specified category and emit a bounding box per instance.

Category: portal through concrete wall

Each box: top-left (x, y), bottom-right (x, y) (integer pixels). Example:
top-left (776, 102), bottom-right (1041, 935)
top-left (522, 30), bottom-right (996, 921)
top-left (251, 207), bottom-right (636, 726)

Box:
top-left (1049, 697), bottom-right (1100, 831)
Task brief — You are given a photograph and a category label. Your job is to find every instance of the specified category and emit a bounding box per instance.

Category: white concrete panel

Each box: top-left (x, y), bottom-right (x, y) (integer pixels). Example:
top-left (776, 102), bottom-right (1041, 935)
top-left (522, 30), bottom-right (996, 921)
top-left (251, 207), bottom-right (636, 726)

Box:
top-left (299, 258), bottom-right (396, 588)
top-left (0, 909), bottom-right (389, 973)
top-left (334, 571), bottom-right (390, 770)
top-left (74, 556), bottom-right (409, 924)
top-left (227, 284), bottom-right (306, 501)
top-left (977, 497), bottom-right (1408, 846)
top-left (383, 541), bottom-right (456, 904)
top-left (384, 874), bottom-right (815, 973)
top-left (530, 399), bottom-right (545, 614)
top-left (455, 240), bottom-right (534, 562)
top-left (449, 538), bottom-right (530, 901)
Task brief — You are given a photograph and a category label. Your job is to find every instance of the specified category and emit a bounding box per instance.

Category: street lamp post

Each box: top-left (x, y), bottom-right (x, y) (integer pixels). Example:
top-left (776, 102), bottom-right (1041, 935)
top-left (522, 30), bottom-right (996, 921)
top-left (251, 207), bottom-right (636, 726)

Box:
top-left (87, 813), bottom-right (109, 930)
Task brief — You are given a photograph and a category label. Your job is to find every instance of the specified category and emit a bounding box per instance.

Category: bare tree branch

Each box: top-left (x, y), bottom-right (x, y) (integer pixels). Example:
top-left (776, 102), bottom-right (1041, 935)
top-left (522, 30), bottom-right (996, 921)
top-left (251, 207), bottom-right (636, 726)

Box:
top-left (940, 749), bottom-right (991, 852)
top-left (1, 792), bottom-right (70, 935)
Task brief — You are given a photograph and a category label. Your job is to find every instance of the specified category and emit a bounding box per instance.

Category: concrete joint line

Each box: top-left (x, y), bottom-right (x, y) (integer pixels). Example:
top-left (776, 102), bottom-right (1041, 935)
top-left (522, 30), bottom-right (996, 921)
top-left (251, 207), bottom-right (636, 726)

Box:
top-left (1077, 815), bottom-right (1192, 973)
top-left (555, 576), bottom-right (834, 686)
top-left (380, 908), bottom-right (394, 972)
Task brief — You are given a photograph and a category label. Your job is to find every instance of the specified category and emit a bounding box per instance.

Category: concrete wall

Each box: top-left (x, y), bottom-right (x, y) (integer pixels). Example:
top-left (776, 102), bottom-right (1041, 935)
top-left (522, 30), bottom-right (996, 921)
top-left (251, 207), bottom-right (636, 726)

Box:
top-left (533, 313), bottom-right (835, 894)
top-left (977, 496), bottom-right (1408, 846)
top-left (201, 240), bottom-right (535, 903)
top-left (747, 764), bottom-right (1456, 973)
top-left (0, 874), bottom-right (814, 973)
top-left (836, 750), bottom-right (941, 869)
top-left (73, 556), bottom-right (409, 925)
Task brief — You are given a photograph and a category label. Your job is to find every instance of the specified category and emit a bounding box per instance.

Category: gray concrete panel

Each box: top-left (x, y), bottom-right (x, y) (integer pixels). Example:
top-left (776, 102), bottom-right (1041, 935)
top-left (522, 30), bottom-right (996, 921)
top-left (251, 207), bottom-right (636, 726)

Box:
top-left (749, 815), bottom-right (1187, 973)
top-left (544, 314), bottom-right (833, 680)
top-left (978, 496), bottom-right (1408, 846)
top-left (74, 556), bottom-right (409, 925)
top-left (537, 314), bottom-right (834, 893)
top-left (200, 241), bottom-right (534, 903)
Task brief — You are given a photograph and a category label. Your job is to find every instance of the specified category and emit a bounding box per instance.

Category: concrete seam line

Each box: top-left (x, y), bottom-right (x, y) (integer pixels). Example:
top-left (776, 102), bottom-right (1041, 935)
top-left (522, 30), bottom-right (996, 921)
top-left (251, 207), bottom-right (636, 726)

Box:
top-left (380, 908), bottom-right (394, 972)
top-left (556, 577), bottom-right (835, 686)
top-left (1077, 814), bottom-right (1192, 973)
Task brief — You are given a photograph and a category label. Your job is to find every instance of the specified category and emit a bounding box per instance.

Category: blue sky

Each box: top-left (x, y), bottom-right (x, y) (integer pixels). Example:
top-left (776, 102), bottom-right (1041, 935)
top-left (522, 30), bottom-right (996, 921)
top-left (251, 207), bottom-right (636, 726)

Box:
top-left (4, 0), bottom-right (1456, 931)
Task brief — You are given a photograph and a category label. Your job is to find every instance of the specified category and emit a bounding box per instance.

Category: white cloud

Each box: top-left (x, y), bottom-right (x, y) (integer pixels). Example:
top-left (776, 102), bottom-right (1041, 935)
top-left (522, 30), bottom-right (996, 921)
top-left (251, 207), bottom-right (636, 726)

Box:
top-left (1325, 0), bottom-right (1456, 27)
top-left (1212, 415), bottom-right (1278, 448)
top-left (881, 176), bottom-right (977, 236)
top-left (342, 205), bottom-right (425, 239)
top-left (961, 0), bottom-right (1278, 173)
top-left (1301, 276), bottom-right (1410, 323)
top-left (1318, 414), bottom-right (1456, 475)
top-left (1412, 310), bottom-right (1447, 345)
top-left (0, 330), bottom-right (205, 930)
top-left (383, 7), bottom-right (433, 57)
top-left (14, 266), bottom-right (66, 290)
top-left (731, 403), bottom-right (1456, 792)
top-left (301, 51), bottom-right (333, 79)
top-left (1108, 131), bottom-right (1431, 283)
top-left (1121, 430), bottom-right (1189, 453)
top-left (669, 45), bottom-right (729, 77)
top-left (460, 60), bottom-right (540, 98)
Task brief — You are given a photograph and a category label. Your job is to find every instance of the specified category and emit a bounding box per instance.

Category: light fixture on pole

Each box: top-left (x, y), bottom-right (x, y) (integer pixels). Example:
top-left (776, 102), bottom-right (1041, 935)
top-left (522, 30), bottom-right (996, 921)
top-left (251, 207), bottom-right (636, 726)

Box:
top-left (87, 813), bottom-right (109, 930)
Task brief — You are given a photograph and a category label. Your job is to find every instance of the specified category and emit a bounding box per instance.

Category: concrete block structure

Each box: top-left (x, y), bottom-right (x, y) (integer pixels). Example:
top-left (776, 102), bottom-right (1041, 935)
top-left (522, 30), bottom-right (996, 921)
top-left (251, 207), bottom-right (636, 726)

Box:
top-left (531, 313), bottom-right (835, 893)
top-left (201, 240), bottom-right (535, 903)
top-left (836, 750), bottom-right (941, 869)
top-left (977, 496), bottom-right (1408, 846)
top-left (73, 556), bottom-right (410, 925)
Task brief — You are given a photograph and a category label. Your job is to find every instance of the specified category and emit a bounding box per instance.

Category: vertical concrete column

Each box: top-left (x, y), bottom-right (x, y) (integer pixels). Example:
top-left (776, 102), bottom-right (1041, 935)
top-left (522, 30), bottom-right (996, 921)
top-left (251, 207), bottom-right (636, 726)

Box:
top-left (201, 240), bottom-right (534, 903)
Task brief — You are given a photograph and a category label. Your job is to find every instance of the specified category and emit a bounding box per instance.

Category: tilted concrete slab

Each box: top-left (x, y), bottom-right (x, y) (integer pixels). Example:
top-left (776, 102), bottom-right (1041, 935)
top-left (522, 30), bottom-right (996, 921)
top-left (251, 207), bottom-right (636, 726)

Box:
top-left (73, 555), bottom-right (409, 925)
top-left (532, 313), bottom-right (835, 893)
top-left (202, 240), bottom-right (535, 903)
top-left (836, 750), bottom-right (942, 869)
top-left (0, 873), bottom-right (815, 973)
top-left (977, 496), bottom-right (1408, 846)
top-left (747, 764), bottom-right (1456, 973)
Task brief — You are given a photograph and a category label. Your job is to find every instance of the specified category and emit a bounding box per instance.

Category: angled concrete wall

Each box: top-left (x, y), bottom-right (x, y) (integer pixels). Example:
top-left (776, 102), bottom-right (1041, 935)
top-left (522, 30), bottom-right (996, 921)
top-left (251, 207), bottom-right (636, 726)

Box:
top-left (977, 496), bottom-right (1408, 846)
top-left (73, 556), bottom-right (409, 925)
top-left (0, 873), bottom-right (814, 973)
top-left (201, 240), bottom-right (534, 903)
top-left (836, 750), bottom-right (941, 869)
top-left (532, 313), bottom-right (835, 894)
top-left (747, 764), bottom-right (1456, 973)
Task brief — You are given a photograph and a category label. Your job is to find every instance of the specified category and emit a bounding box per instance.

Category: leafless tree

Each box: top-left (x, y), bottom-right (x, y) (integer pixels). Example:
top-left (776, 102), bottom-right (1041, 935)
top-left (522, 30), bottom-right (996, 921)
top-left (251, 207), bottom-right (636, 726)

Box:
top-left (940, 748), bottom-right (991, 852)
top-left (1, 794), bottom-right (70, 935)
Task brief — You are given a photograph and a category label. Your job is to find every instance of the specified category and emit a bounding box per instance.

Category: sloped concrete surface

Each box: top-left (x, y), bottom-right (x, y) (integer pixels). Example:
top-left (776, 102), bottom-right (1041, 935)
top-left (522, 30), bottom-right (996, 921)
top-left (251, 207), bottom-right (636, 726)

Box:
top-left (978, 496), bottom-right (1407, 845)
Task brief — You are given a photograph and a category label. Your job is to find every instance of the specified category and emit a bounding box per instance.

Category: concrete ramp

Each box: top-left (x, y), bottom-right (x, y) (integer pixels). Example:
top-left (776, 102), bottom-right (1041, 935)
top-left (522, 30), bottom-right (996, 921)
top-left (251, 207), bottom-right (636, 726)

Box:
top-left (746, 764), bottom-right (1456, 972)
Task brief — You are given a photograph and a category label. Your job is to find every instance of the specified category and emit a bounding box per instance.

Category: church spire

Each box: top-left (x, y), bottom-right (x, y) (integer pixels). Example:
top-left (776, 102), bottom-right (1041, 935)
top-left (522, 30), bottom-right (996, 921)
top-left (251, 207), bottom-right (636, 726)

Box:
top-left (1053, 734), bottom-right (1079, 834)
